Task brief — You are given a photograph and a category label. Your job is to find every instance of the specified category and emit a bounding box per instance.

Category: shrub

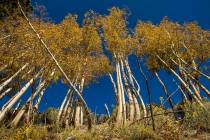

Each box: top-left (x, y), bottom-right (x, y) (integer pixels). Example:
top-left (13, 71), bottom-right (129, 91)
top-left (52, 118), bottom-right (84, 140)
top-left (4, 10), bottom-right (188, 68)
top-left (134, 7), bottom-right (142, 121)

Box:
top-left (182, 101), bottom-right (210, 132)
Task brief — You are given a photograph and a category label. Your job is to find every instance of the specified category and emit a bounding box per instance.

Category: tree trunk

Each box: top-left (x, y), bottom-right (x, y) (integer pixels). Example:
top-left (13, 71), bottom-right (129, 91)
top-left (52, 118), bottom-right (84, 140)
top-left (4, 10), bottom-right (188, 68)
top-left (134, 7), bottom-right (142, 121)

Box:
top-left (120, 59), bottom-right (134, 122)
top-left (0, 63), bottom-right (29, 92)
top-left (124, 59), bottom-right (141, 120)
top-left (0, 88), bottom-right (12, 100)
top-left (118, 62), bottom-right (127, 124)
top-left (116, 62), bottom-right (123, 125)
top-left (157, 55), bottom-right (206, 109)
top-left (18, 1), bottom-right (92, 129)
top-left (74, 77), bottom-right (85, 127)
top-left (57, 89), bottom-right (71, 123)
top-left (10, 80), bottom-right (46, 127)
top-left (0, 69), bottom-right (42, 122)
top-left (154, 72), bottom-right (177, 118)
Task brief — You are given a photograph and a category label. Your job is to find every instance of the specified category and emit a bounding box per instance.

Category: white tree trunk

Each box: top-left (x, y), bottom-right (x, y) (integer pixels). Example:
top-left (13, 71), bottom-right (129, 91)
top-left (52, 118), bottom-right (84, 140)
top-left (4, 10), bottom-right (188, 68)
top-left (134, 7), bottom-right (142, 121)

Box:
top-left (118, 62), bottom-right (127, 124)
top-left (74, 78), bottom-right (85, 127)
top-left (0, 88), bottom-right (12, 100)
top-left (10, 80), bottom-right (46, 127)
top-left (120, 59), bottom-right (134, 122)
top-left (18, 1), bottom-right (92, 129)
top-left (57, 89), bottom-right (71, 123)
top-left (157, 55), bottom-right (206, 109)
top-left (124, 59), bottom-right (141, 119)
top-left (116, 62), bottom-right (123, 125)
top-left (0, 70), bottom-right (42, 122)
top-left (0, 63), bottom-right (29, 92)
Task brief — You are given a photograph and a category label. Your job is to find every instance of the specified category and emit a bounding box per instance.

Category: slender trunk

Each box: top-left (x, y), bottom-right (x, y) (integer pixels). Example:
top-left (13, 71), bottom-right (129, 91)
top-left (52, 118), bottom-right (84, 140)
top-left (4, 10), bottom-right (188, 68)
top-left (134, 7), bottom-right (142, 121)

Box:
top-left (131, 74), bottom-right (147, 118)
top-left (0, 88), bottom-right (12, 100)
top-left (154, 72), bottom-right (177, 118)
top-left (74, 77), bottom-right (85, 127)
top-left (10, 80), bottom-right (46, 127)
top-left (0, 63), bottom-right (29, 92)
top-left (137, 59), bottom-right (155, 131)
top-left (61, 90), bottom-right (74, 121)
top-left (188, 77), bottom-right (202, 100)
top-left (171, 58), bottom-right (210, 97)
top-left (57, 89), bottom-right (71, 123)
top-left (33, 87), bottom-right (46, 111)
top-left (104, 104), bottom-right (110, 118)
top-left (118, 62), bottom-right (127, 124)
top-left (157, 55), bottom-right (205, 109)
top-left (120, 59), bottom-right (134, 122)
top-left (116, 62), bottom-right (123, 125)
top-left (109, 73), bottom-right (118, 103)
top-left (12, 99), bottom-right (21, 115)
top-left (0, 69), bottom-right (42, 122)
top-left (124, 59), bottom-right (141, 120)
top-left (18, 1), bottom-right (92, 129)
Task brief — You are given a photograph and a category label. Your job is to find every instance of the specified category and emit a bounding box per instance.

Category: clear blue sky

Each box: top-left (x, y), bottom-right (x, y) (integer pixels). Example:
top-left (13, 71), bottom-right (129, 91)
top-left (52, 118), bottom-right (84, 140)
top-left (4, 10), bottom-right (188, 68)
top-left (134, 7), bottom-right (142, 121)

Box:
top-left (2, 0), bottom-right (209, 114)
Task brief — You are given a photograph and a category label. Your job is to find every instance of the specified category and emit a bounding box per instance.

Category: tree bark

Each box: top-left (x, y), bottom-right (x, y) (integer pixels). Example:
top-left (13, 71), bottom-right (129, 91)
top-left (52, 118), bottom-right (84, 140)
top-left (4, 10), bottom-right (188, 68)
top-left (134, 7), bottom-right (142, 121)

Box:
top-left (10, 80), bottom-right (46, 127)
top-left (0, 63), bottom-right (29, 92)
top-left (124, 59), bottom-right (141, 120)
top-left (0, 69), bottom-right (42, 122)
top-left (18, 1), bottom-right (92, 129)
top-left (120, 59), bottom-right (134, 122)
top-left (157, 55), bottom-right (206, 109)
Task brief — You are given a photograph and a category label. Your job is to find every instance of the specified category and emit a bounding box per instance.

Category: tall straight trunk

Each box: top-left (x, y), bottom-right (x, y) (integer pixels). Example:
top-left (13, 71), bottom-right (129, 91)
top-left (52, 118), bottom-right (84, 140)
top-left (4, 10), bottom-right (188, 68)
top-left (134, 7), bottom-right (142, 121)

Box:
top-left (33, 87), bottom-right (46, 110)
top-left (12, 99), bottom-right (21, 115)
top-left (157, 55), bottom-right (205, 109)
top-left (0, 63), bottom-right (29, 92)
top-left (124, 59), bottom-right (141, 120)
top-left (61, 90), bottom-right (74, 121)
top-left (0, 69), bottom-right (42, 122)
top-left (0, 88), bottom-right (12, 100)
top-left (116, 62), bottom-right (123, 125)
top-left (57, 89), bottom-right (71, 123)
top-left (10, 80), bottom-right (46, 127)
top-left (109, 73), bottom-right (118, 103)
top-left (154, 72), bottom-right (177, 118)
top-left (137, 59), bottom-right (155, 131)
top-left (188, 77), bottom-right (202, 100)
top-left (74, 77), bottom-right (85, 127)
top-left (171, 58), bottom-right (210, 97)
top-left (131, 74), bottom-right (147, 118)
top-left (172, 48), bottom-right (210, 81)
top-left (18, 1), bottom-right (92, 129)
top-left (118, 62), bottom-right (127, 124)
top-left (120, 59), bottom-right (134, 122)
top-left (105, 104), bottom-right (110, 118)
top-left (174, 81), bottom-right (188, 102)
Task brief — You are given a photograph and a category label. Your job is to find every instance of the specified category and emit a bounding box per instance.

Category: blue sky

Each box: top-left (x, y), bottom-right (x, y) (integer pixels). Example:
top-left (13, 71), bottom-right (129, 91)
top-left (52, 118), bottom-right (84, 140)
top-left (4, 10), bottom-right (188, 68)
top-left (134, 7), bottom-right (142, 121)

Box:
top-left (2, 0), bottom-right (209, 114)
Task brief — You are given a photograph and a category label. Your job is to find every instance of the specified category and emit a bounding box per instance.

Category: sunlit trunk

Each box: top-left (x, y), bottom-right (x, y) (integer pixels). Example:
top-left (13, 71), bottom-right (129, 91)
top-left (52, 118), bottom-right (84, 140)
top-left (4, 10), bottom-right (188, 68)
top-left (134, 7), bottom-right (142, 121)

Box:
top-left (57, 89), bottom-right (71, 123)
top-left (118, 62), bottom-right (127, 124)
top-left (10, 80), bottom-right (46, 127)
top-left (18, 2), bottom-right (92, 129)
top-left (0, 63), bottom-right (29, 92)
top-left (105, 104), bottom-right (110, 118)
top-left (0, 69), bottom-right (42, 122)
top-left (74, 77), bottom-right (85, 127)
top-left (116, 62), bottom-right (123, 125)
top-left (131, 74), bottom-right (147, 118)
top-left (124, 59), bottom-right (141, 120)
top-left (120, 59), bottom-right (134, 122)
top-left (154, 72), bottom-right (176, 118)
top-left (0, 88), bottom-right (12, 100)
top-left (157, 55), bottom-right (206, 109)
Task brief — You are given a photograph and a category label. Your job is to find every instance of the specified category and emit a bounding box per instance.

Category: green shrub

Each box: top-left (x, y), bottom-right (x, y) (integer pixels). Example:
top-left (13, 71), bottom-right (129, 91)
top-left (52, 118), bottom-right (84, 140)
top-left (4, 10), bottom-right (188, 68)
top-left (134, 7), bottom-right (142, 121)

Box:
top-left (182, 101), bottom-right (210, 132)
